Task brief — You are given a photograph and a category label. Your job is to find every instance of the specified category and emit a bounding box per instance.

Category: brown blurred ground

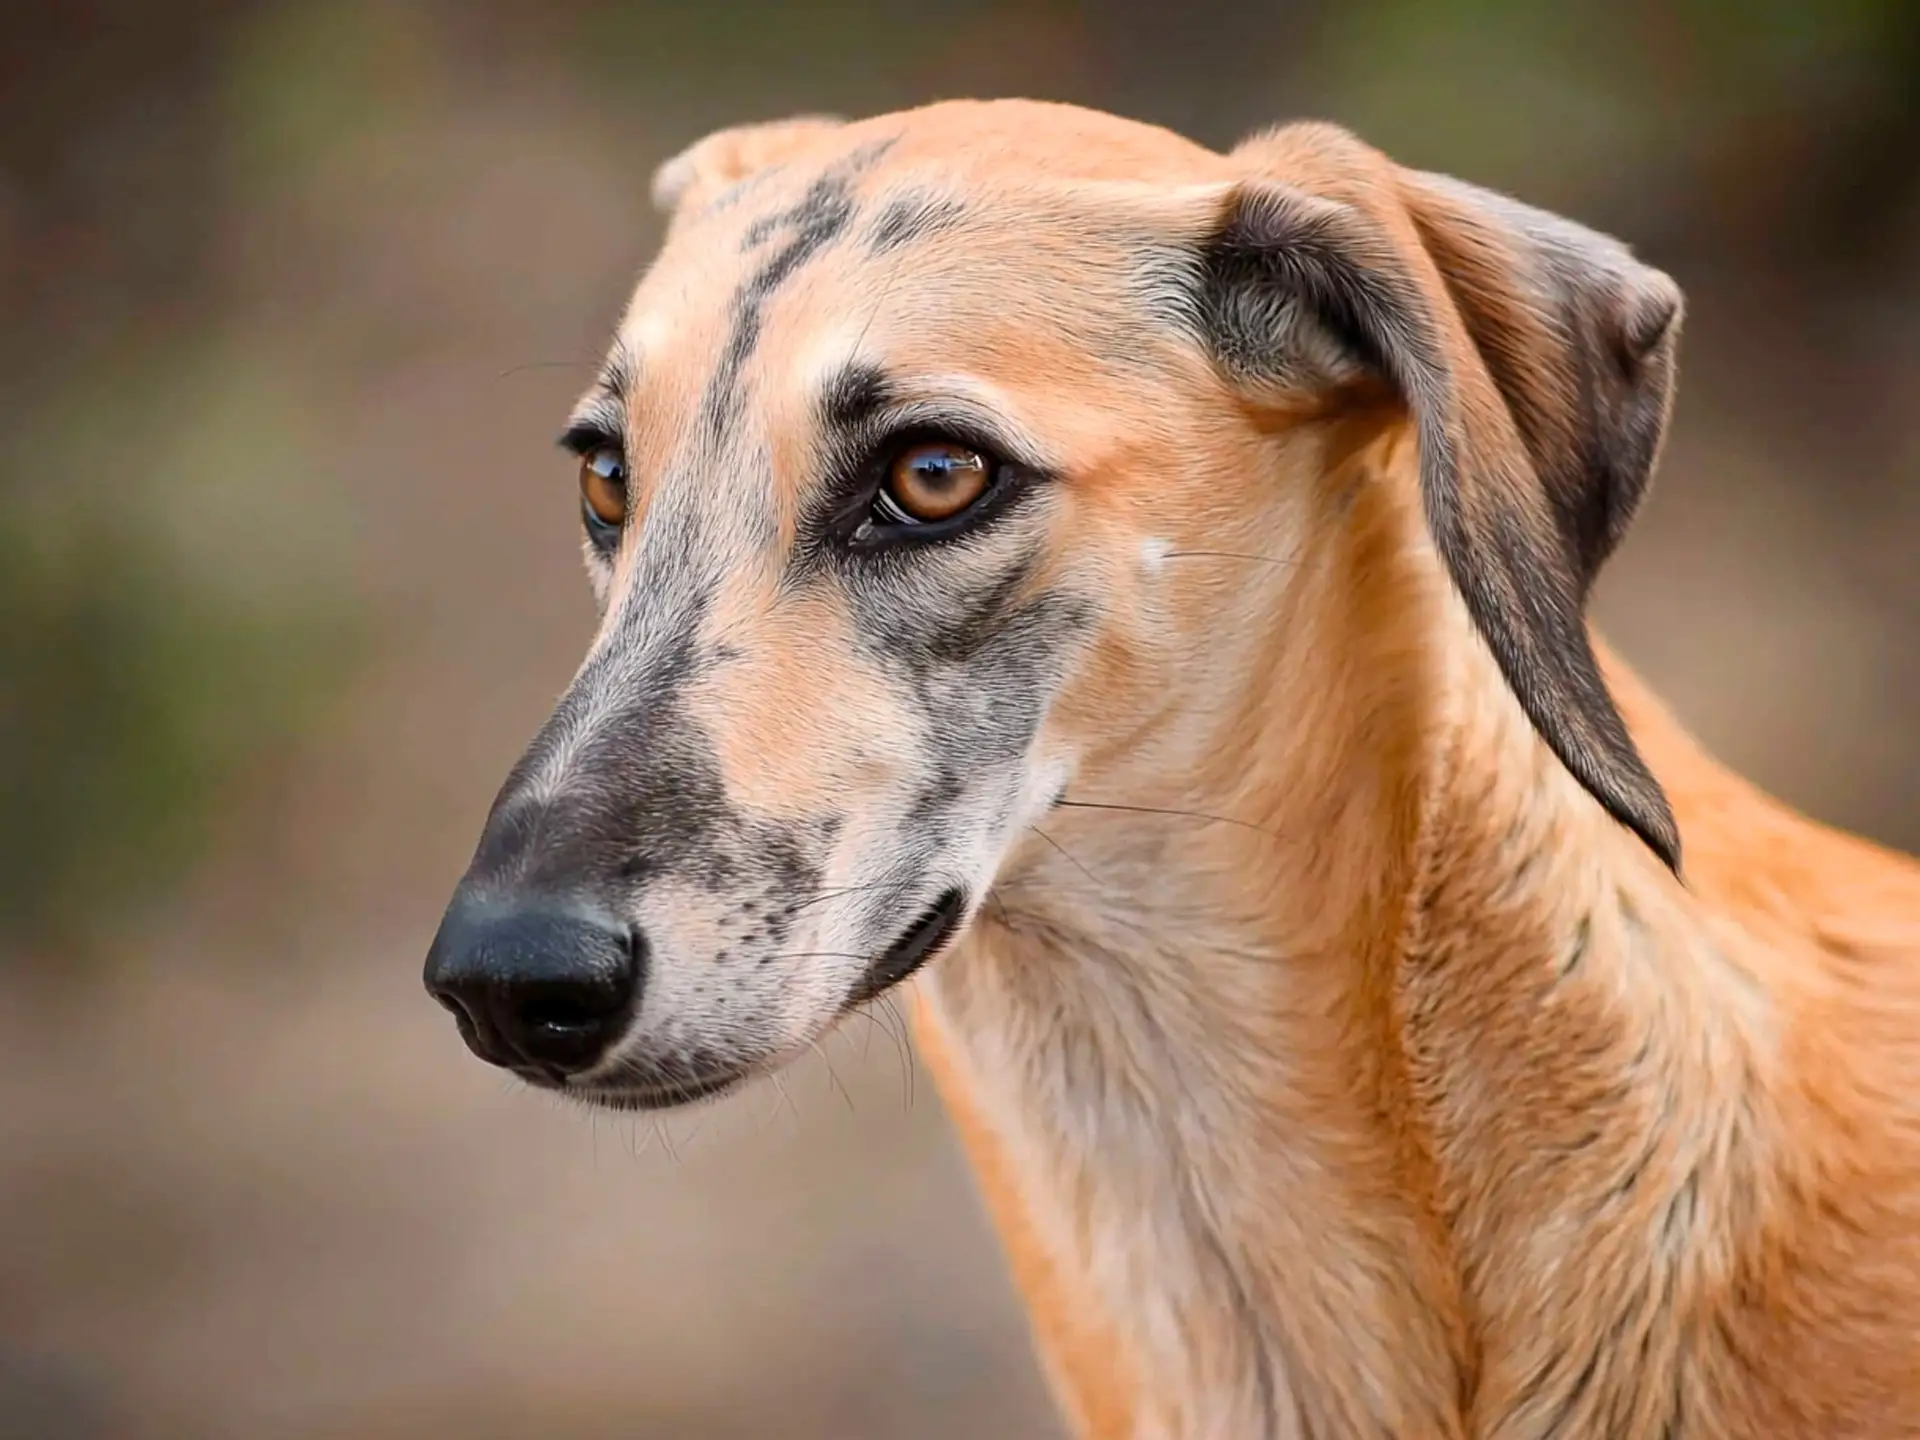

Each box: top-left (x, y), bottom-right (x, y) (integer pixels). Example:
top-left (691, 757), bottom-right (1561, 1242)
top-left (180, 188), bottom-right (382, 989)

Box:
top-left (1, 4), bottom-right (1915, 1438)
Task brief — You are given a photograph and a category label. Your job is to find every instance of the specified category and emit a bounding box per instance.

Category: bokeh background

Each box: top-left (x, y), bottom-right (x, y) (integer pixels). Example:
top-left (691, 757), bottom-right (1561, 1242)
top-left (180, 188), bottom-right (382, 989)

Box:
top-left (2, 3), bottom-right (1916, 1437)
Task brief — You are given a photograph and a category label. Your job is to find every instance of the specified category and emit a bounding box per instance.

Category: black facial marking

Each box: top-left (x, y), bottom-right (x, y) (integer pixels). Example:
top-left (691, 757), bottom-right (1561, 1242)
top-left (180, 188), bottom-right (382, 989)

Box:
top-left (845, 887), bottom-right (968, 1007)
top-left (834, 523), bottom-right (1093, 868)
top-left (867, 192), bottom-right (969, 253)
top-left (468, 544), bottom-right (822, 915)
top-left (819, 362), bottom-right (894, 433)
top-left (923, 551), bottom-right (1042, 666)
top-left (705, 177), bottom-right (854, 446)
top-left (906, 762), bottom-right (968, 829)
top-left (701, 139), bottom-right (898, 447)
top-left (473, 621), bottom-right (711, 886)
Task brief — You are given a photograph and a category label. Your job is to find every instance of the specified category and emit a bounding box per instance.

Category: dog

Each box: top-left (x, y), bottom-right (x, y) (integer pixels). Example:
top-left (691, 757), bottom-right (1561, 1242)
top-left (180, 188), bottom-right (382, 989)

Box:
top-left (423, 100), bottom-right (1920, 1437)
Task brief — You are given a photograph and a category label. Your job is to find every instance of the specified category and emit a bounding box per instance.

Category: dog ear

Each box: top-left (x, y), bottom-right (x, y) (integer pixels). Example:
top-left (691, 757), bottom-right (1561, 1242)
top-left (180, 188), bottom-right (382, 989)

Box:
top-left (1202, 123), bottom-right (1684, 871)
top-left (650, 115), bottom-right (849, 219)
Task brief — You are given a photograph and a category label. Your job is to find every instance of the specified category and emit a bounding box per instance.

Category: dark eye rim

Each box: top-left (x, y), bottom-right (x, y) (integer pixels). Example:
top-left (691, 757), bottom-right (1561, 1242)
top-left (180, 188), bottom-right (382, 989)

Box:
top-left (559, 425), bottom-right (627, 554)
top-left (873, 440), bottom-right (997, 527)
top-left (580, 494), bottom-right (622, 551)
top-left (838, 425), bottom-right (1026, 553)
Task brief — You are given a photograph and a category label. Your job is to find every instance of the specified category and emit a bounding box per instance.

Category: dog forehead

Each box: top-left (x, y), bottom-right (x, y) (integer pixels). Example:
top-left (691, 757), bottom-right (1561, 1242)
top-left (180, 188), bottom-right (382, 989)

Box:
top-left (710, 99), bottom-right (1231, 209)
top-left (624, 153), bottom-right (1208, 369)
top-left (634, 100), bottom-right (1227, 281)
top-left (577, 102), bottom-right (1243, 478)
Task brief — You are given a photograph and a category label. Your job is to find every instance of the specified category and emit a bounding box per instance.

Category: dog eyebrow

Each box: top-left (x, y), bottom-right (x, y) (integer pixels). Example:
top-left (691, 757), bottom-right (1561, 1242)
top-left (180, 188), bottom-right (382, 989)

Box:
top-left (818, 361), bottom-right (895, 433)
top-left (556, 416), bottom-right (621, 455)
top-left (557, 345), bottom-right (639, 451)
top-left (811, 361), bottom-right (1057, 489)
top-left (556, 397), bottom-right (626, 454)
top-left (600, 343), bottom-right (639, 403)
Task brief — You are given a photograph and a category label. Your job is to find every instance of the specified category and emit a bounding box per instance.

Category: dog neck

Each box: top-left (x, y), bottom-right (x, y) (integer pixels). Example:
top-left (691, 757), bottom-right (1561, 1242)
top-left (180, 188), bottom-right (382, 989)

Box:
top-left (922, 428), bottom-right (1774, 1437)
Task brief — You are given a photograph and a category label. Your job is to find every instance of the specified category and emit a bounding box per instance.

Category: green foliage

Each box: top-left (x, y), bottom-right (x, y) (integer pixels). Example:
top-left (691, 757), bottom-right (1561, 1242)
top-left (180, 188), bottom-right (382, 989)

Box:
top-left (565, 0), bottom-right (976, 127)
top-left (1308, 0), bottom-right (1912, 198)
top-left (218, 0), bottom-right (440, 200)
top-left (0, 343), bottom-right (360, 966)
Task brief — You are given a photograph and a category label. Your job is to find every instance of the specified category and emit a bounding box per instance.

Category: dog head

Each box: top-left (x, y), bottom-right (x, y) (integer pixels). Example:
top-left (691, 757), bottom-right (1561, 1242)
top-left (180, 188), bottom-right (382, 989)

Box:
top-left (423, 100), bottom-right (1682, 1107)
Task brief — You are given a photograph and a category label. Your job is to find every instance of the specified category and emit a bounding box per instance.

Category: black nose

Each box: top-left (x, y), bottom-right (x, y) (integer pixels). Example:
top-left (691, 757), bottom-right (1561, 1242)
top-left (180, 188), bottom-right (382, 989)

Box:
top-left (423, 891), bottom-right (642, 1075)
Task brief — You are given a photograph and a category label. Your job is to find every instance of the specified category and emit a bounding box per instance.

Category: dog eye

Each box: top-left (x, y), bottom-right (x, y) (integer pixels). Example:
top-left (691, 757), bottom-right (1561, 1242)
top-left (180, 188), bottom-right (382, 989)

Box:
top-left (579, 446), bottom-right (627, 532)
top-left (874, 441), bottom-right (994, 525)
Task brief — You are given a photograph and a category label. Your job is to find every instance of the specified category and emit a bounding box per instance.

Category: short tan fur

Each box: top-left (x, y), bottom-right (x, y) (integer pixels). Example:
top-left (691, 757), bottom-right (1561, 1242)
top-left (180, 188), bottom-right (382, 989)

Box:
top-left (426, 100), bottom-right (1920, 1439)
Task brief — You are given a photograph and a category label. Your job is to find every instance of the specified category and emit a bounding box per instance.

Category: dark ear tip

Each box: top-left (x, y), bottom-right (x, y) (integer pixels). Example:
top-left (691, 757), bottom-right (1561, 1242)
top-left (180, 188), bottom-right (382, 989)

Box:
top-left (1644, 810), bottom-right (1684, 875)
top-left (1611, 771), bottom-right (1683, 875)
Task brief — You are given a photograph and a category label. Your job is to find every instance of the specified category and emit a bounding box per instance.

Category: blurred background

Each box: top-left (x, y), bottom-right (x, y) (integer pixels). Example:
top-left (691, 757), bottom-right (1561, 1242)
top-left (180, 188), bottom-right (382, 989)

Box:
top-left (1, 2), bottom-right (1915, 1436)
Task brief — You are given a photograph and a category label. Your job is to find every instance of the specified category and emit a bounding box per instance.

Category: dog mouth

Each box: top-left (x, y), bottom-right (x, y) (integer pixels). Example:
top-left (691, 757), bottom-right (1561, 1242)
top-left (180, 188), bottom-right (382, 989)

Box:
top-left (845, 886), bottom-right (970, 1008)
top-left (559, 1070), bottom-right (745, 1111)
top-left (514, 888), bottom-right (970, 1113)
top-left (511, 1056), bottom-right (748, 1112)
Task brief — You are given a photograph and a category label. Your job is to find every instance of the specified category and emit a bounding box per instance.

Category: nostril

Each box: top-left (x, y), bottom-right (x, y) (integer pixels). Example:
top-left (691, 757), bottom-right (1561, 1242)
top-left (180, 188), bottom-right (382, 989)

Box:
top-left (426, 979), bottom-right (490, 1051)
top-left (503, 966), bottom-right (635, 1072)
top-left (425, 896), bottom-right (643, 1075)
top-left (515, 974), bottom-right (630, 1033)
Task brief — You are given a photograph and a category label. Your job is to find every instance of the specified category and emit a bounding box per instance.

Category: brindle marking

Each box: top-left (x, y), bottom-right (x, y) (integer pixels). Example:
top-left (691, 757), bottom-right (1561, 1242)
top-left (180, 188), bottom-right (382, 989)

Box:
top-left (702, 138), bottom-right (899, 445)
top-left (424, 101), bottom-right (1920, 1440)
top-left (868, 190), bottom-right (970, 253)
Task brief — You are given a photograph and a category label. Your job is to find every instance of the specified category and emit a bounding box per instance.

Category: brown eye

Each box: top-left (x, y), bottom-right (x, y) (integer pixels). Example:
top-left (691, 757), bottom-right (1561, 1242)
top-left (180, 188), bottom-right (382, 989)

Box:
top-left (579, 446), bottom-right (627, 531)
top-left (877, 441), bottom-right (993, 525)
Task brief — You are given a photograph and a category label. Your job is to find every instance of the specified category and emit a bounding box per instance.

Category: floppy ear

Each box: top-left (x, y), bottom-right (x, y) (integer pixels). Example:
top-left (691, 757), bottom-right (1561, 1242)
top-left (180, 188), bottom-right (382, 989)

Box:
top-left (1202, 123), bottom-right (1685, 871)
top-left (650, 115), bottom-right (849, 220)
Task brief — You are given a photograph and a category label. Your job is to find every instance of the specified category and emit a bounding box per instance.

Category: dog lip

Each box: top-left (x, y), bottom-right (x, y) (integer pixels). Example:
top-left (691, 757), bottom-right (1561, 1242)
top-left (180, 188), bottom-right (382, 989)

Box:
top-left (506, 1056), bottom-right (745, 1108)
top-left (545, 1068), bottom-right (748, 1111)
top-left (846, 886), bottom-right (969, 1008)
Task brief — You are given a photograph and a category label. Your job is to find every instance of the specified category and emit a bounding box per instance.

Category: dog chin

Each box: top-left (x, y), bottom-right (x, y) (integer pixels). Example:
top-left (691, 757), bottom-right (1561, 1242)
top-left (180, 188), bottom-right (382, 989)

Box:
top-left (520, 1065), bottom-right (751, 1112)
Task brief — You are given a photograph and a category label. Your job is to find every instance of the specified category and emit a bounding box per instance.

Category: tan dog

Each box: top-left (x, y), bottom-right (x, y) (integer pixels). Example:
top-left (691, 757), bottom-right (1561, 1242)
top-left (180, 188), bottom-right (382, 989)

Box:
top-left (423, 100), bottom-right (1920, 1437)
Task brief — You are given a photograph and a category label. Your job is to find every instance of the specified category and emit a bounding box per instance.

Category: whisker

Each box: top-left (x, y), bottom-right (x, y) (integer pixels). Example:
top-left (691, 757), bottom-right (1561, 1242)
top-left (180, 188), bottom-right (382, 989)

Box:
top-left (834, 1022), bottom-right (869, 1073)
top-left (495, 358), bottom-right (592, 381)
top-left (1054, 796), bottom-right (1282, 840)
top-left (654, 1117), bottom-right (681, 1166)
top-left (1027, 824), bottom-right (1106, 890)
top-left (1162, 547), bottom-right (1301, 570)
top-left (879, 993), bottom-right (916, 1113)
top-left (853, 246), bottom-right (909, 357)
top-left (790, 881), bottom-right (903, 916)
top-left (755, 950), bottom-right (886, 965)
top-left (768, 1069), bottom-right (802, 1131)
top-left (855, 1002), bottom-right (914, 1111)
top-left (809, 1037), bottom-right (858, 1116)
top-left (680, 1105), bottom-right (710, 1150)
